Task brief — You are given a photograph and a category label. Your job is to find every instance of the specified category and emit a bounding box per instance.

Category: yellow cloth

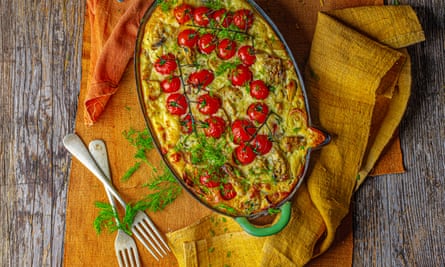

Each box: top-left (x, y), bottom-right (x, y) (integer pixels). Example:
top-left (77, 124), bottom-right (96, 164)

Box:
top-left (166, 5), bottom-right (425, 267)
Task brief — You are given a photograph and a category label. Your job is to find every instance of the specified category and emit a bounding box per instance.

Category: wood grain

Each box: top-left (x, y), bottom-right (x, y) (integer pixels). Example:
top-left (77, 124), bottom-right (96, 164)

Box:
top-left (0, 1), bottom-right (84, 266)
top-left (0, 0), bottom-right (443, 267)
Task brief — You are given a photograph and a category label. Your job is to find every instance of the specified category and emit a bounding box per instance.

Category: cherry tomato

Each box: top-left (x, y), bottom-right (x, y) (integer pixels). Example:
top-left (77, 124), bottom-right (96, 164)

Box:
top-left (250, 80), bottom-right (270, 100)
top-left (233, 9), bottom-right (254, 31)
top-left (221, 183), bottom-right (237, 200)
top-left (166, 93), bottom-right (188, 115)
top-left (170, 152), bottom-right (182, 163)
top-left (247, 102), bottom-right (269, 124)
top-left (188, 69), bottom-right (214, 88)
top-left (217, 39), bottom-right (237, 60)
top-left (160, 76), bottom-right (181, 93)
top-left (174, 4), bottom-right (194, 24)
top-left (200, 171), bottom-right (221, 188)
top-left (231, 119), bottom-right (256, 144)
top-left (234, 143), bottom-right (256, 165)
top-left (193, 6), bottom-right (211, 26)
top-left (177, 29), bottom-right (199, 48)
top-left (230, 64), bottom-right (252, 86)
top-left (180, 114), bottom-right (193, 134)
top-left (203, 116), bottom-right (226, 138)
top-left (154, 53), bottom-right (177, 75)
top-left (251, 134), bottom-right (272, 155)
top-left (198, 33), bottom-right (217, 54)
top-left (197, 94), bottom-right (221, 115)
top-left (238, 45), bottom-right (256, 66)
top-left (212, 8), bottom-right (233, 28)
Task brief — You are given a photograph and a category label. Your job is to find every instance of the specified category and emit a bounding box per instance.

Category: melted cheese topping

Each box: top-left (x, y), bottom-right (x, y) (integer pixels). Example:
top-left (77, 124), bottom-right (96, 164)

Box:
top-left (138, 0), bottom-right (321, 216)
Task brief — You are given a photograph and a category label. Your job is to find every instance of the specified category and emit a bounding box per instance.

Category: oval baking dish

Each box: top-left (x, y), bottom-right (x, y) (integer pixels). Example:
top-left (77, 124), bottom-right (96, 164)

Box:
top-left (135, 0), bottom-right (329, 236)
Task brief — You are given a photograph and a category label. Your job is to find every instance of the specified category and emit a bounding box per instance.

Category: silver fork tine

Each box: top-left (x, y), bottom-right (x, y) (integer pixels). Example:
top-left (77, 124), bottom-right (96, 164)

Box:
top-left (128, 247), bottom-right (138, 266)
top-left (133, 214), bottom-right (167, 256)
top-left (117, 251), bottom-right (125, 267)
top-left (119, 251), bottom-right (129, 267)
top-left (132, 219), bottom-right (162, 260)
top-left (142, 214), bottom-right (171, 252)
top-left (122, 249), bottom-right (133, 267)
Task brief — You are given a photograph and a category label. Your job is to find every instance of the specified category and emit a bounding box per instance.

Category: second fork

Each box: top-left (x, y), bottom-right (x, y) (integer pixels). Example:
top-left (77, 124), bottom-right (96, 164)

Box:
top-left (89, 140), bottom-right (141, 267)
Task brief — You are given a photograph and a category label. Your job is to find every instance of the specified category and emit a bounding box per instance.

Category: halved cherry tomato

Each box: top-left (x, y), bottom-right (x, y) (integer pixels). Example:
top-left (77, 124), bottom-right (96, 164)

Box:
top-left (188, 69), bottom-right (214, 88)
top-left (231, 119), bottom-right (256, 144)
top-left (198, 33), bottom-right (217, 54)
top-left (203, 116), bottom-right (226, 138)
top-left (200, 171), bottom-right (221, 188)
top-left (230, 64), bottom-right (252, 86)
top-left (250, 80), bottom-right (270, 100)
top-left (233, 9), bottom-right (254, 31)
top-left (238, 45), bottom-right (256, 66)
top-left (154, 53), bottom-right (177, 75)
top-left (197, 93), bottom-right (221, 115)
top-left (174, 4), bottom-right (194, 24)
top-left (180, 114), bottom-right (193, 134)
top-left (160, 76), bottom-right (181, 93)
top-left (212, 8), bottom-right (233, 28)
top-left (221, 183), bottom-right (237, 200)
top-left (234, 143), bottom-right (256, 165)
top-left (247, 102), bottom-right (269, 124)
top-left (170, 152), bottom-right (182, 163)
top-left (177, 29), bottom-right (199, 48)
top-left (251, 134), bottom-right (273, 155)
top-left (166, 93), bottom-right (188, 115)
top-left (193, 6), bottom-right (211, 26)
top-left (217, 39), bottom-right (237, 60)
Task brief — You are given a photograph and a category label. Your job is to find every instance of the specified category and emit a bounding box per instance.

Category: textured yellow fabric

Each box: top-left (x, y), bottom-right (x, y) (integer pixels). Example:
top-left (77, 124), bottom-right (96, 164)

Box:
top-left (327, 6), bottom-right (425, 48)
top-left (166, 5), bottom-right (424, 267)
top-left (168, 213), bottom-right (264, 267)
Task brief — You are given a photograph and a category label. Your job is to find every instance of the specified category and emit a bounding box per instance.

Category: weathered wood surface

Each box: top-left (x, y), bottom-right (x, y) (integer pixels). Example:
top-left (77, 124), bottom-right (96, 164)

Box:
top-left (353, 0), bottom-right (445, 265)
top-left (0, 0), bottom-right (443, 266)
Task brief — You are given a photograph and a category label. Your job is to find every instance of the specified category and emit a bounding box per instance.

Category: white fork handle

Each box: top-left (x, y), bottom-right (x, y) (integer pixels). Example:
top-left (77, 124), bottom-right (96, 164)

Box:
top-left (63, 133), bottom-right (127, 207)
top-left (88, 140), bottom-right (121, 222)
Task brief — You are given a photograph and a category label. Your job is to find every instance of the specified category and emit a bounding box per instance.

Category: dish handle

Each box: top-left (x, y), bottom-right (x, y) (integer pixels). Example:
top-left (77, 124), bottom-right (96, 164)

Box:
top-left (235, 202), bottom-right (292, 237)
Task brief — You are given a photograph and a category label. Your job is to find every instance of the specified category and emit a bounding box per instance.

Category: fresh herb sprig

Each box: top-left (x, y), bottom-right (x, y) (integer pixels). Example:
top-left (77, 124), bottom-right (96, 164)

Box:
top-left (142, 167), bottom-right (182, 212)
top-left (94, 128), bottom-right (182, 235)
top-left (203, 0), bottom-right (224, 10)
top-left (187, 24), bottom-right (251, 42)
top-left (121, 128), bottom-right (156, 180)
top-left (93, 202), bottom-right (148, 235)
top-left (267, 207), bottom-right (281, 215)
top-left (189, 134), bottom-right (232, 173)
top-left (157, 0), bottom-right (178, 12)
top-left (215, 58), bottom-right (240, 76)
top-left (121, 128), bottom-right (182, 211)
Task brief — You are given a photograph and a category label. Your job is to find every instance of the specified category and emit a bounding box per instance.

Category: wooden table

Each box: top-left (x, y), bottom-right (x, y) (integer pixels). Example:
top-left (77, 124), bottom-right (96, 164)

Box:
top-left (1, 0), bottom-right (443, 266)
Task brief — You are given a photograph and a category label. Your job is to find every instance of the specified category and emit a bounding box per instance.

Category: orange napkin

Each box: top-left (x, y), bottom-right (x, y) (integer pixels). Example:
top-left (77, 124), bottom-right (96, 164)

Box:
top-left (84, 0), bottom-right (153, 125)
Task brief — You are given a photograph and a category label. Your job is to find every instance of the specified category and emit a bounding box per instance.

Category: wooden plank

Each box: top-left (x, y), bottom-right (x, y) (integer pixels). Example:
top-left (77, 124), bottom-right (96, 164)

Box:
top-left (0, 0), bottom-right (84, 266)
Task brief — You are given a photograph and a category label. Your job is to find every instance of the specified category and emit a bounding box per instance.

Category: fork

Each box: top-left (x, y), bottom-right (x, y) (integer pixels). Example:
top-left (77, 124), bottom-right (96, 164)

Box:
top-left (63, 133), bottom-right (171, 261)
top-left (88, 140), bottom-right (141, 267)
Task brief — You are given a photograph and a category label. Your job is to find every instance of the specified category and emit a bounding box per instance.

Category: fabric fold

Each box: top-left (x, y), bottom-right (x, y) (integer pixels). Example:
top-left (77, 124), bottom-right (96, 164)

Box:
top-left (84, 0), bottom-right (153, 125)
top-left (296, 11), bottom-right (407, 256)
